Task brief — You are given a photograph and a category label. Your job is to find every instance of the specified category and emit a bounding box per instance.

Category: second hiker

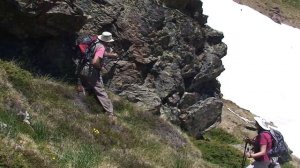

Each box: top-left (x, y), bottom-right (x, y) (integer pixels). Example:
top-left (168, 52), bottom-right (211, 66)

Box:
top-left (76, 31), bottom-right (118, 118)
top-left (244, 116), bottom-right (273, 168)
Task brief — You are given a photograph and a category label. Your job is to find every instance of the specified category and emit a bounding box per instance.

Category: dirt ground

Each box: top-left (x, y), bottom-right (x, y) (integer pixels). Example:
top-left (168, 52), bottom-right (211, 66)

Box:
top-left (219, 99), bottom-right (257, 140)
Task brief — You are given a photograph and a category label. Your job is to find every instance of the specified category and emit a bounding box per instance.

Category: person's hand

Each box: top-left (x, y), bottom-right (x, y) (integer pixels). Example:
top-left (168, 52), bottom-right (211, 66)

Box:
top-left (246, 152), bottom-right (253, 158)
top-left (111, 53), bottom-right (118, 57)
top-left (105, 51), bottom-right (118, 58)
top-left (108, 47), bottom-right (113, 52)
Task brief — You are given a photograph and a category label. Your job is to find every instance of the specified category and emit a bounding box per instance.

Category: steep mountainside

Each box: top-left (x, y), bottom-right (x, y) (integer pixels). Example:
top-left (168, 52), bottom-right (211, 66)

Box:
top-left (1, 0), bottom-right (299, 167)
top-left (0, 61), bottom-right (217, 167)
top-left (0, 0), bottom-right (232, 167)
top-left (0, 0), bottom-right (227, 137)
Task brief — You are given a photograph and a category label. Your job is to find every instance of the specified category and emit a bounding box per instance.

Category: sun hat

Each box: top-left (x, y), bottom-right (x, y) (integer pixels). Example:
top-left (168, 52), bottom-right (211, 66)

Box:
top-left (254, 116), bottom-right (270, 130)
top-left (98, 31), bottom-right (114, 42)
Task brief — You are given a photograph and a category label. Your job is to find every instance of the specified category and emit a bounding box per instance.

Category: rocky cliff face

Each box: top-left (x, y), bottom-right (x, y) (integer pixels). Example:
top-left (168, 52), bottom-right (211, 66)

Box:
top-left (0, 0), bottom-right (227, 137)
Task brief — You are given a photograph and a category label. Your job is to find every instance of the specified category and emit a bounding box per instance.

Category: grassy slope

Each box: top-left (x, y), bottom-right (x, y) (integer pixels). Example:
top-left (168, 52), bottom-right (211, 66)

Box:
top-left (0, 60), bottom-right (297, 167)
top-left (1, 1), bottom-right (299, 167)
top-left (0, 60), bottom-right (220, 168)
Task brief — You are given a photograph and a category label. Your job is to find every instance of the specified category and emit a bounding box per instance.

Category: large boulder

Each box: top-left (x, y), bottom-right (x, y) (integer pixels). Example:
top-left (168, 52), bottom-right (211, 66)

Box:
top-left (152, 52), bottom-right (185, 99)
top-left (180, 97), bottom-right (223, 138)
top-left (119, 84), bottom-right (161, 113)
top-left (189, 53), bottom-right (225, 90)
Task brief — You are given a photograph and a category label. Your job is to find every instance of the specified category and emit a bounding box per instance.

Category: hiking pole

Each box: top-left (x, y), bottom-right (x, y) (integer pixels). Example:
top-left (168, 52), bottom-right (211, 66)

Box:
top-left (102, 50), bottom-right (130, 70)
top-left (241, 142), bottom-right (248, 168)
top-left (114, 49), bottom-right (130, 64)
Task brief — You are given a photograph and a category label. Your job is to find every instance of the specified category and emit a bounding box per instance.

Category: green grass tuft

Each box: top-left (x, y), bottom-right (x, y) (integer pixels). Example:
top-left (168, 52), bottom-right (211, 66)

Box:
top-left (193, 128), bottom-right (248, 168)
top-left (60, 144), bottom-right (102, 168)
top-left (113, 98), bottom-right (135, 113)
top-left (205, 128), bottom-right (240, 144)
top-left (110, 151), bottom-right (153, 168)
top-left (172, 148), bottom-right (193, 168)
top-left (194, 140), bottom-right (245, 168)
top-left (282, 162), bottom-right (295, 168)
top-left (31, 121), bottom-right (50, 142)
top-left (285, 0), bottom-right (300, 9)
top-left (0, 110), bottom-right (34, 138)
top-left (0, 61), bottom-right (35, 99)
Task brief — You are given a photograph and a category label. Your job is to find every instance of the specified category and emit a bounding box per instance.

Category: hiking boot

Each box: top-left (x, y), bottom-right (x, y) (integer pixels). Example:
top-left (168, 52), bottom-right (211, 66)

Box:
top-left (76, 85), bottom-right (86, 96)
top-left (108, 114), bottom-right (117, 125)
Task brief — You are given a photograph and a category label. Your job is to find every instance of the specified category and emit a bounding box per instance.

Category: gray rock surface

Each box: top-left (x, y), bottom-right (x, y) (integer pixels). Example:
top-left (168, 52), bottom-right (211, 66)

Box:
top-left (180, 97), bottom-right (223, 138)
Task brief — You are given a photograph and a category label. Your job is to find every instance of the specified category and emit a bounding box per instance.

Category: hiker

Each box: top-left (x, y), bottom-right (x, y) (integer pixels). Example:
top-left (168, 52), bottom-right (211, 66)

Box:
top-left (77, 31), bottom-right (118, 119)
top-left (244, 117), bottom-right (273, 168)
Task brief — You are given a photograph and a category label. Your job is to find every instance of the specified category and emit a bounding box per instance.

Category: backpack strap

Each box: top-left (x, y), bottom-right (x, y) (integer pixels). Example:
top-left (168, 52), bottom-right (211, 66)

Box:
top-left (75, 40), bottom-right (103, 85)
top-left (261, 131), bottom-right (273, 153)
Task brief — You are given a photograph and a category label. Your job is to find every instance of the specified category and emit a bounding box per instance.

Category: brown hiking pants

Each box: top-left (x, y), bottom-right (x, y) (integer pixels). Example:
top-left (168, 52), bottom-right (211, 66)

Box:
top-left (80, 68), bottom-right (113, 115)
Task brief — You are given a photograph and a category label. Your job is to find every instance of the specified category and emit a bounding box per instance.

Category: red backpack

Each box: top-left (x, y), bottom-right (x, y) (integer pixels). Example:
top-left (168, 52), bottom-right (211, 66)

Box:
top-left (76, 35), bottom-right (99, 61)
top-left (74, 35), bottom-right (100, 77)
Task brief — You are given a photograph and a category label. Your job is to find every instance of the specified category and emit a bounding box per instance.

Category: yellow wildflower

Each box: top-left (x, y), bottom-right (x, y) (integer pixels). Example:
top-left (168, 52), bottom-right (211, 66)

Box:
top-left (92, 128), bottom-right (100, 135)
